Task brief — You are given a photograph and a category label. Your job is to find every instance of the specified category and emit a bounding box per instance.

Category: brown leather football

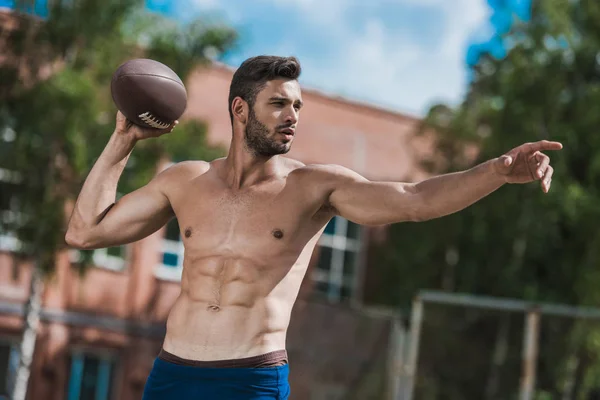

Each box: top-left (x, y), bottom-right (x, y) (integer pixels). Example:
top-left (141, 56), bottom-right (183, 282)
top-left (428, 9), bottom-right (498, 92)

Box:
top-left (110, 58), bottom-right (187, 129)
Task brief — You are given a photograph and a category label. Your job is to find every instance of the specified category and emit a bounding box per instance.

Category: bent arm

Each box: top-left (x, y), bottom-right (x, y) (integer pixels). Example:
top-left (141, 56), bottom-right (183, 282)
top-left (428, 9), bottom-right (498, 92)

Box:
top-left (65, 132), bottom-right (174, 249)
top-left (320, 160), bottom-right (505, 225)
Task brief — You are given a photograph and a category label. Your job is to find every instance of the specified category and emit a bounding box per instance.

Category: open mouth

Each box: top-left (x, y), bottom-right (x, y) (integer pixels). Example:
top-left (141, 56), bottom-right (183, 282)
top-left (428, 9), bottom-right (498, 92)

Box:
top-left (279, 128), bottom-right (295, 136)
top-left (279, 128), bottom-right (294, 141)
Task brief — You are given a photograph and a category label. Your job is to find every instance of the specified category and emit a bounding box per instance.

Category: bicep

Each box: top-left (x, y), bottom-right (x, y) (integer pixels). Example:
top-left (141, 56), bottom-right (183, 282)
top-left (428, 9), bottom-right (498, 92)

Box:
top-left (325, 166), bottom-right (420, 225)
top-left (84, 181), bottom-right (174, 249)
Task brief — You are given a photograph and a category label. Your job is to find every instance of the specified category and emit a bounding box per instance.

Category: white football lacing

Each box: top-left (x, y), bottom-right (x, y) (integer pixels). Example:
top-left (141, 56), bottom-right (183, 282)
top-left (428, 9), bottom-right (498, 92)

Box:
top-left (138, 111), bottom-right (171, 129)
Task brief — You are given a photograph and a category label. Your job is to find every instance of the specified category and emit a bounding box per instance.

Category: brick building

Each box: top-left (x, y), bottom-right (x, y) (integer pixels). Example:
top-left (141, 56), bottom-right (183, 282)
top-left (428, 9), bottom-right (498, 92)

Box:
top-left (0, 53), bottom-right (431, 398)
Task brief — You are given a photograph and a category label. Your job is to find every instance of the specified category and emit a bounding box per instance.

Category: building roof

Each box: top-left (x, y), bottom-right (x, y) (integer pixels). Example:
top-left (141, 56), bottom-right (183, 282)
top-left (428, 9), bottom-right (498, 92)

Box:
top-left (209, 61), bottom-right (421, 125)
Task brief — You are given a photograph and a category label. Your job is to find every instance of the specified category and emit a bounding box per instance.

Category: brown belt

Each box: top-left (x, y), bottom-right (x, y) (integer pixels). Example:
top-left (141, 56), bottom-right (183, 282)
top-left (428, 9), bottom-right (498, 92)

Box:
top-left (158, 348), bottom-right (288, 368)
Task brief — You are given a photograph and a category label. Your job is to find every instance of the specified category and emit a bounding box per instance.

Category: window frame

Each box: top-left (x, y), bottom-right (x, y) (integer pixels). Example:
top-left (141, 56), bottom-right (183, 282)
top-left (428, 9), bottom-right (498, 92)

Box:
top-left (0, 338), bottom-right (20, 399)
top-left (65, 348), bottom-right (118, 400)
top-left (313, 216), bottom-right (363, 302)
top-left (151, 162), bottom-right (184, 282)
top-left (154, 228), bottom-right (185, 282)
top-left (91, 246), bottom-right (129, 272)
top-left (0, 168), bottom-right (23, 253)
top-left (0, 167), bottom-right (128, 272)
top-left (69, 245), bottom-right (129, 272)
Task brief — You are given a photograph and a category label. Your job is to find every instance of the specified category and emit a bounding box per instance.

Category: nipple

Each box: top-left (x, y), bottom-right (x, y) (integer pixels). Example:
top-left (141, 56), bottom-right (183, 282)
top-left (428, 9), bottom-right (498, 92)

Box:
top-left (184, 228), bottom-right (192, 238)
top-left (272, 229), bottom-right (284, 239)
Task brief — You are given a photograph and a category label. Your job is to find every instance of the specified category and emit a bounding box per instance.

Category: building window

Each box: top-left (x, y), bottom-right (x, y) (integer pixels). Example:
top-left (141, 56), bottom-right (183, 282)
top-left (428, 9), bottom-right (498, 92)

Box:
top-left (66, 352), bottom-right (116, 400)
top-left (154, 218), bottom-right (184, 281)
top-left (87, 191), bottom-right (128, 271)
top-left (69, 244), bottom-right (128, 272)
top-left (1, 166), bottom-right (127, 271)
top-left (0, 341), bottom-right (19, 399)
top-left (0, 126), bottom-right (21, 253)
top-left (0, 168), bottom-right (23, 253)
top-left (66, 194), bottom-right (129, 271)
top-left (313, 216), bottom-right (362, 302)
top-left (91, 245), bottom-right (127, 271)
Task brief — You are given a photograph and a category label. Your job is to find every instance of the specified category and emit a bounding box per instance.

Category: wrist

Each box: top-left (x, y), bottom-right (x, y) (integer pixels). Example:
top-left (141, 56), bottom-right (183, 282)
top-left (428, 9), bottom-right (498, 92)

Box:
top-left (488, 158), bottom-right (508, 184)
top-left (104, 130), bottom-right (137, 164)
top-left (111, 129), bottom-right (137, 150)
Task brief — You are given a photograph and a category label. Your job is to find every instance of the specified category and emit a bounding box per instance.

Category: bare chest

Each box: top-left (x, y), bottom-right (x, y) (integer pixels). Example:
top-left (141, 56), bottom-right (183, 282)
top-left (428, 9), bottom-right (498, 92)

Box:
top-left (169, 178), bottom-right (325, 258)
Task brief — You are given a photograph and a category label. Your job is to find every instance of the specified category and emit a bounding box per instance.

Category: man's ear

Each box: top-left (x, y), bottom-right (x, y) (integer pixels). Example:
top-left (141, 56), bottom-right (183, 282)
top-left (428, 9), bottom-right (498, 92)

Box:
top-left (232, 97), bottom-right (248, 124)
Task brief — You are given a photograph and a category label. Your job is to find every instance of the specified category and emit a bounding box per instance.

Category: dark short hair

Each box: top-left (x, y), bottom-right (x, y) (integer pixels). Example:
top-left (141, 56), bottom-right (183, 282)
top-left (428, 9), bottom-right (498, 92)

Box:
top-left (228, 55), bottom-right (302, 123)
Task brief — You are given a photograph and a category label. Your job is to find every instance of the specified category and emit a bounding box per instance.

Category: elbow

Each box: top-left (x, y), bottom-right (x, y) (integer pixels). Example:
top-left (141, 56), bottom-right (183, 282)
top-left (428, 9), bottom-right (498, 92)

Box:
top-left (398, 211), bottom-right (428, 223)
top-left (64, 229), bottom-right (94, 250)
top-left (393, 188), bottom-right (429, 223)
top-left (65, 215), bottom-right (101, 249)
top-left (64, 229), bottom-right (83, 248)
top-left (407, 204), bottom-right (439, 223)
top-left (409, 208), bottom-right (443, 223)
top-left (408, 202), bottom-right (437, 222)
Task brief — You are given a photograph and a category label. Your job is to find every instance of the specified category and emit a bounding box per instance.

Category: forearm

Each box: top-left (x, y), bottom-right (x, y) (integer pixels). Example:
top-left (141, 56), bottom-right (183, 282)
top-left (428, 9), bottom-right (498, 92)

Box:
top-left (414, 159), bottom-right (505, 220)
top-left (67, 131), bottom-right (136, 233)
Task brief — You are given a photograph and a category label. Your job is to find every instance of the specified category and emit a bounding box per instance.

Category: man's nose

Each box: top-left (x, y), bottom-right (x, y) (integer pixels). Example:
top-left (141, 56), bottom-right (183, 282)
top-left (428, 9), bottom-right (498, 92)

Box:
top-left (284, 109), bottom-right (298, 125)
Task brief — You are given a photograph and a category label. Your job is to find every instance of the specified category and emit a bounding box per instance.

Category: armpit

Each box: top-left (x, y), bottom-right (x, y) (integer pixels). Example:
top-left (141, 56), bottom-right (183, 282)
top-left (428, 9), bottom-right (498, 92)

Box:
top-left (316, 201), bottom-right (338, 216)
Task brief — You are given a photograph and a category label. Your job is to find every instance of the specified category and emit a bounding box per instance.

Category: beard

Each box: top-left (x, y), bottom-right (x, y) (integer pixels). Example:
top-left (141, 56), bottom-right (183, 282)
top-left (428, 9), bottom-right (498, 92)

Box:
top-left (244, 107), bottom-right (291, 157)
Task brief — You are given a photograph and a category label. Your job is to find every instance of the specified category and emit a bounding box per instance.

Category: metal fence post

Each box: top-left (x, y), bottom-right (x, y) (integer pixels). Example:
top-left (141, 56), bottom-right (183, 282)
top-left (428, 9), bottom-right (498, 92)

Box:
top-left (404, 297), bottom-right (424, 400)
top-left (388, 317), bottom-right (406, 400)
top-left (520, 308), bottom-right (541, 400)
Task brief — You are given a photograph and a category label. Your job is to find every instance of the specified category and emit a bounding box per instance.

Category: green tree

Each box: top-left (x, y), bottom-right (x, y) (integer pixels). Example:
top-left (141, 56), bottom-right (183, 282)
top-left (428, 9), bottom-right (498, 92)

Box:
top-left (0, 1), bottom-right (236, 398)
top-left (369, 0), bottom-right (600, 398)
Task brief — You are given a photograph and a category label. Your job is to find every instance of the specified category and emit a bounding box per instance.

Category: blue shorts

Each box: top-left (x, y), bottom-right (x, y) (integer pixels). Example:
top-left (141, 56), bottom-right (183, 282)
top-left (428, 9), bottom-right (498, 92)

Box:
top-left (142, 356), bottom-right (291, 400)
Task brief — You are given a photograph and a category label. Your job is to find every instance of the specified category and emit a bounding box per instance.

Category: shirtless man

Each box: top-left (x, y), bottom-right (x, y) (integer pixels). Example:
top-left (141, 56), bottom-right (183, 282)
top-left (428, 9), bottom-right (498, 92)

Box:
top-left (65, 55), bottom-right (562, 399)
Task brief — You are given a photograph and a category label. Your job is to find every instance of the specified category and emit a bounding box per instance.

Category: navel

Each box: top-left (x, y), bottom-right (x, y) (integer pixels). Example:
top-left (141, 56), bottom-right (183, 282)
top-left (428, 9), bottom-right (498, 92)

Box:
top-left (207, 304), bottom-right (221, 312)
top-left (272, 229), bottom-right (284, 239)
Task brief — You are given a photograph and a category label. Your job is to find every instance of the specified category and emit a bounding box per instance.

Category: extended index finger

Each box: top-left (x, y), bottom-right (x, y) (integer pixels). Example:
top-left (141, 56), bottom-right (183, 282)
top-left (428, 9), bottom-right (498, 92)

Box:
top-left (527, 140), bottom-right (563, 152)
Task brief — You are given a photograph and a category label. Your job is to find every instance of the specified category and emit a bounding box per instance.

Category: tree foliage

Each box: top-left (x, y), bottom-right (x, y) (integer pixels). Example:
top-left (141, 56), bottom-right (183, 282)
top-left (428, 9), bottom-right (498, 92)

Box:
top-left (369, 0), bottom-right (600, 397)
top-left (0, 0), bottom-right (235, 273)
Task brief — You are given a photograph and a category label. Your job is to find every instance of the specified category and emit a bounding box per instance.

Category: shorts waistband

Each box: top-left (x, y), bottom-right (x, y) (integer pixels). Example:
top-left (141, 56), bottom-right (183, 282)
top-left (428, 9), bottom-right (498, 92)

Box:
top-left (158, 348), bottom-right (288, 369)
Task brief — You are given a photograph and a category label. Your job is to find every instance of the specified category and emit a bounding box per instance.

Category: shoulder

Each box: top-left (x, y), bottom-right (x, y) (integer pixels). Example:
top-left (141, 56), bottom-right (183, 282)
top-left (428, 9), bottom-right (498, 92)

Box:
top-left (151, 160), bottom-right (211, 191)
top-left (157, 160), bottom-right (210, 179)
top-left (288, 163), bottom-right (368, 203)
top-left (292, 163), bottom-right (367, 183)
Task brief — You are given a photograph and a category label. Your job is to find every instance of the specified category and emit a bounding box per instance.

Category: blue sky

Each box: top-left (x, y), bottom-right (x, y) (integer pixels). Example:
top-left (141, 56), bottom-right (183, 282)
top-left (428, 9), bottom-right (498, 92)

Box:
top-left (1, 0), bottom-right (530, 117)
top-left (144, 0), bottom-right (513, 117)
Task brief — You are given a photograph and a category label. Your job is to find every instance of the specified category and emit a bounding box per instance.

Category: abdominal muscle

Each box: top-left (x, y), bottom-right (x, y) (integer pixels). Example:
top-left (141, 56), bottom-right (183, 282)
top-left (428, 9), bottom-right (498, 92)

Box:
top-left (161, 255), bottom-right (301, 361)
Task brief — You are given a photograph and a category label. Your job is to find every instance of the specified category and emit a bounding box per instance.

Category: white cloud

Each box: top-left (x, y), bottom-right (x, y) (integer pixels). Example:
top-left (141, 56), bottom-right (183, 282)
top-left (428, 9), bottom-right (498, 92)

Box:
top-left (290, 1), bottom-right (489, 115)
top-left (261, 0), bottom-right (346, 26)
top-left (437, 0), bottom-right (490, 59)
top-left (304, 18), bottom-right (422, 95)
top-left (256, 0), bottom-right (490, 115)
top-left (185, 0), bottom-right (491, 116)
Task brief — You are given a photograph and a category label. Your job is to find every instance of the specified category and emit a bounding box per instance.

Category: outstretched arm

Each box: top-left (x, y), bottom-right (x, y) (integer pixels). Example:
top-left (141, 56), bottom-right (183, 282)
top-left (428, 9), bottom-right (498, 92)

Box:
top-left (318, 140), bottom-right (562, 225)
